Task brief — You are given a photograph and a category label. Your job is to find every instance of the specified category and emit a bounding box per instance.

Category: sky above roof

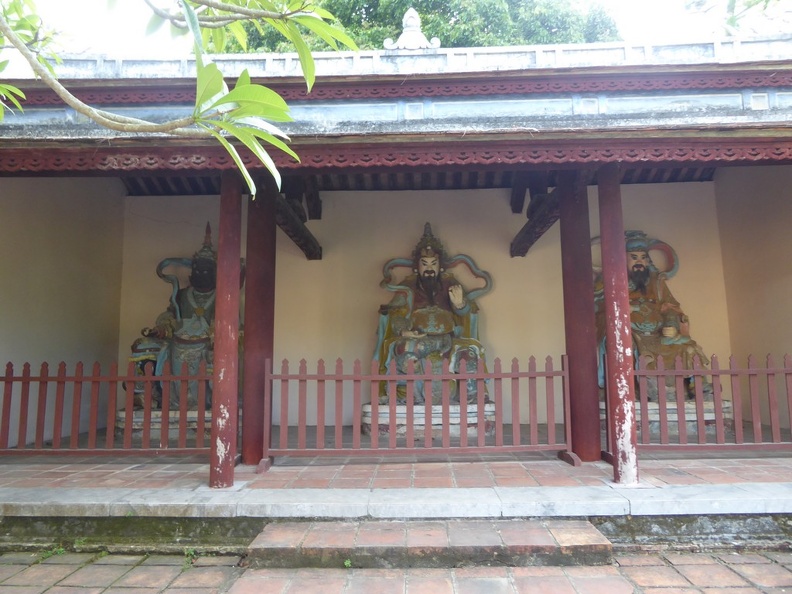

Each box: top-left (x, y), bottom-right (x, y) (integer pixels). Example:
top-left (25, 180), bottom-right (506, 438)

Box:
top-left (29, 0), bottom-right (792, 58)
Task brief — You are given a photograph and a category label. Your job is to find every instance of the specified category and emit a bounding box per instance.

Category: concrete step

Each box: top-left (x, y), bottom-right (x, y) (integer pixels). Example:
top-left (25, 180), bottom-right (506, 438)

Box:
top-left (246, 519), bottom-right (612, 569)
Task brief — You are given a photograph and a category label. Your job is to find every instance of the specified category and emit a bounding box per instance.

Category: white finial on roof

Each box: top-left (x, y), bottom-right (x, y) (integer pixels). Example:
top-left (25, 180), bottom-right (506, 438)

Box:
top-left (384, 8), bottom-right (441, 50)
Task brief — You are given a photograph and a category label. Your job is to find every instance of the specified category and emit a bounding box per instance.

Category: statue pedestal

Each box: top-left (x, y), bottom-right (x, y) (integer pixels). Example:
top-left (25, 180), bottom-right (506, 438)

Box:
top-left (361, 403), bottom-right (496, 439)
top-left (599, 400), bottom-right (734, 436)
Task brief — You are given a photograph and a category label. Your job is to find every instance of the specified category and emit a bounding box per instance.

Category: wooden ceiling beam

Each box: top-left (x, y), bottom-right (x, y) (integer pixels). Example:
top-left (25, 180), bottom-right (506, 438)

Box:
top-left (275, 193), bottom-right (322, 260)
top-left (510, 187), bottom-right (559, 257)
top-left (304, 176), bottom-right (322, 220)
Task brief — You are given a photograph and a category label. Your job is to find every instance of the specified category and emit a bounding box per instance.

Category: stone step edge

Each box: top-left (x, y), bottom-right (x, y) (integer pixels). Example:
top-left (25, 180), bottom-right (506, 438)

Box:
top-left (246, 519), bottom-right (613, 569)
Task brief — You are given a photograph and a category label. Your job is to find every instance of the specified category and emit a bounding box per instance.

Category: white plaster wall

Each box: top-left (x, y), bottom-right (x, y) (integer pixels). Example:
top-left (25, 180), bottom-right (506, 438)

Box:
top-left (118, 195), bottom-right (222, 366)
top-left (715, 165), bottom-right (792, 361)
top-left (0, 177), bottom-right (125, 445)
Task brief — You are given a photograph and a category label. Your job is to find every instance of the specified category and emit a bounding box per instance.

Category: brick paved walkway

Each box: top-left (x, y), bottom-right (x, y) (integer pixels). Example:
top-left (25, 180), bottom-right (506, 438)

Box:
top-left (1, 453), bottom-right (790, 490)
top-left (2, 549), bottom-right (792, 592)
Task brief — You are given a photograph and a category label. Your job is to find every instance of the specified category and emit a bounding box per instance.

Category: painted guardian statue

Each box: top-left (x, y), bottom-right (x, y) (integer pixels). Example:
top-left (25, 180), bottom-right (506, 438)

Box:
top-left (129, 224), bottom-right (225, 410)
top-left (374, 223), bottom-right (492, 404)
top-left (594, 230), bottom-right (711, 400)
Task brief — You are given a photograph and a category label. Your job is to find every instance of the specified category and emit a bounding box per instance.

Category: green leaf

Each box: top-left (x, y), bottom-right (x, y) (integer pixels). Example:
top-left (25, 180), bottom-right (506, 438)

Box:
top-left (236, 69), bottom-right (251, 88)
top-left (212, 26), bottom-right (227, 52)
top-left (206, 85), bottom-right (291, 121)
top-left (227, 20), bottom-right (248, 52)
top-left (243, 128), bottom-right (299, 163)
top-left (293, 15), bottom-right (357, 51)
top-left (293, 15), bottom-right (338, 50)
top-left (284, 22), bottom-right (316, 91)
top-left (145, 13), bottom-right (167, 36)
top-left (203, 126), bottom-right (259, 197)
top-left (0, 82), bottom-right (25, 117)
top-left (180, 1), bottom-right (205, 52)
top-left (195, 57), bottom-right (229, 114)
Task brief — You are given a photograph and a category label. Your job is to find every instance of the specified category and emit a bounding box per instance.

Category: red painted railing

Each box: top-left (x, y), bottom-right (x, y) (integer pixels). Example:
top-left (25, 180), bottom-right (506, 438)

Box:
top-left (262, 356), bottom-right (572, 461)
top-left (4, 353), bottom-right (790, 460)
top-left (0, 360), bottom-right (211, 455)
top-left (601, 354), bottom-right (792, 453)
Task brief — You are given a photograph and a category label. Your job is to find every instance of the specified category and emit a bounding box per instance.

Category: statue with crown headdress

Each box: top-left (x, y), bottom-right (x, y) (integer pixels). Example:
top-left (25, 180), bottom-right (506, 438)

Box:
top-left (593, 230), bottom-right (711, 401)
top-left (129, 223), bottom-right (222, 410)
top-left (374, 223), bottom-right (492, 404)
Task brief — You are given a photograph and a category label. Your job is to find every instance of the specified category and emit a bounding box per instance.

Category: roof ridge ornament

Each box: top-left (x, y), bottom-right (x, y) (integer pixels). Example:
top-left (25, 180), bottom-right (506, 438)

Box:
top-left (384, 8), bottom-right (441, 50)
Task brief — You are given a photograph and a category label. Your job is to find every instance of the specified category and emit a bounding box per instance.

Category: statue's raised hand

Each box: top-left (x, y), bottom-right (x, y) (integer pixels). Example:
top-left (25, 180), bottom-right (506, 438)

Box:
top-left (448, 284), bottom-right (465, 309)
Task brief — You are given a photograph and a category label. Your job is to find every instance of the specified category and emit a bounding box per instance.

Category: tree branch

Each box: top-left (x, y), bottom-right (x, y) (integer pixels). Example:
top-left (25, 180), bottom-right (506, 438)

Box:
top-left (0, 12), bottom-right (206, 136)
top-left (144, 0), bottom-right (309, 28)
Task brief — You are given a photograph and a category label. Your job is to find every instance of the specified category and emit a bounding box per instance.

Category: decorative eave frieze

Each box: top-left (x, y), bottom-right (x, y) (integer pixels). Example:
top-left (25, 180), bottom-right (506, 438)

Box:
top-left (14, 66), bottom-right (792, 106)
top-left (2, 136), bottom-right (792, 175)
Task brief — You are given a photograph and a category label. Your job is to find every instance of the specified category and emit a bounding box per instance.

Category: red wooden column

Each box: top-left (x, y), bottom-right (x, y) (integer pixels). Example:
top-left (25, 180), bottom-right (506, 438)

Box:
top-left (597, 163), bottom-right (638, 484)
top-left (241, 177), bottom-right (278, 466)
top-left (210, 171), bottom-right (243, 488)
top-left (557, 170), bottom-right (601, 462)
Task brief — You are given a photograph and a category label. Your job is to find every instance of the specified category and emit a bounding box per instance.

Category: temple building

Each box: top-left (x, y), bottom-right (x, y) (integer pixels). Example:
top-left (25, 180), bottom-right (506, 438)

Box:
top-left (2, 12), bottom-right (792, 486)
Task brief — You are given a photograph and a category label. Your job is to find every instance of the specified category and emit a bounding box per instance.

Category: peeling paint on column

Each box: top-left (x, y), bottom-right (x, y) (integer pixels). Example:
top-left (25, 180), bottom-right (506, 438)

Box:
top-left (214, 437), bottom-right (228, 468)
top-left (610, 295), bottom-right (639, 485)
top-left (217, 404), bottom-right (229, 431)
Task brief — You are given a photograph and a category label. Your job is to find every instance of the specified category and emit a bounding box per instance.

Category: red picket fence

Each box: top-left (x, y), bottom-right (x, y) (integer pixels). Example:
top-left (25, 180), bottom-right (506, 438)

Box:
top-left (5, 352), bottom-right (791, 461)
top-left (601, 354), bottom-right (792, 453)
top-left (263, 356), bottom-right (572, 461)
top-left (0, 360), bottom-right (212, 455)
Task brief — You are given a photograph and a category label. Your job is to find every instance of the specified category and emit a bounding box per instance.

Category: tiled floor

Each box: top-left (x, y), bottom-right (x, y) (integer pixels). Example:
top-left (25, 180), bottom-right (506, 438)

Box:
top-left (2, 549), bottom-right (792, 593)
top-left (0, 452), bottom-right (790, 490)
top-left (1, 454), bottom-right (791, 591)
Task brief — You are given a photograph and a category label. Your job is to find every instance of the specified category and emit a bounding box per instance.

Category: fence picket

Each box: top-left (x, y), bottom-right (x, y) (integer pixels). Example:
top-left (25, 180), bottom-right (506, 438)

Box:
top-left (767, 355), bottom-right (781, 443)
top-left (545, 357), bottom-right (556, 446)
top-left (316, 360), bottom-right (326, 450)
top-left (692, 358), bottom-right (706, 445)
top-left (334, 359), bottom-right (344, 449)
top-left (748, 355), bottom-right (763, 443)
top-left (440, 360), bottom-right (450, 449)
top-left (70, 362), bottom-right (83, 449)
top-left (104, 362), bottom-right (118, 449)
top-left (711, 356), bottom-right (726, 444)
top-left (528, 357), bottom-right (538, 445)
top-left (123, 361), bottom-right (136, 449)
top-left (405, 359), bottom-right (415, 449)
top-left (561, 355), bottom-right (572, 450)
top-left (730, 356), bottom-right (744, 444)
top-left (17, 363), bottom-right (31, 449)
top-left (1, 363), bottom-right (13, 448)
top-left (279, 359), bottom-right (289, 450)
top-left (34, 362), bottom-right (49, 449)
top-left (656, 357), bottom-right (670, 445)
top-left (298, 359), bottom-right (308, 450)
top-left (494, 358), bottom-right (504, 447)
top-left (511, 358), bottom-right (520, 446)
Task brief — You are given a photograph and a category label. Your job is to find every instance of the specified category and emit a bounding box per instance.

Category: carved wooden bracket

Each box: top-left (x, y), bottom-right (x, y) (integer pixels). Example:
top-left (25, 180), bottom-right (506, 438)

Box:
top-left (510, 188), bottom-right (560, 257)
top-left (274, 193), bottom-right (322, 260)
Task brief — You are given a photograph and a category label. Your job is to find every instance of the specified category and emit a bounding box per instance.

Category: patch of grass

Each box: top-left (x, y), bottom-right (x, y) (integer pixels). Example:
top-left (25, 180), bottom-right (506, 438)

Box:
top-left (39, 545), bottom-right (66, 561)
top-left (343, 558), bottom-right (352, 569)
top-left (183, 547), bottom-right (198, 569)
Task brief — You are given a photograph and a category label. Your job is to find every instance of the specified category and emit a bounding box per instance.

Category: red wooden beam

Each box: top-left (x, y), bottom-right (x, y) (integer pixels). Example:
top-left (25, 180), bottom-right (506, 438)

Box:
top-left (597, 163), bottom-right (638, 484)
top-left (241, 178), bottom-right (278, 465)
top-left (558, 171), bottom-right (601, 462)
top-left (210, 171), bottom-right (243, 488)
